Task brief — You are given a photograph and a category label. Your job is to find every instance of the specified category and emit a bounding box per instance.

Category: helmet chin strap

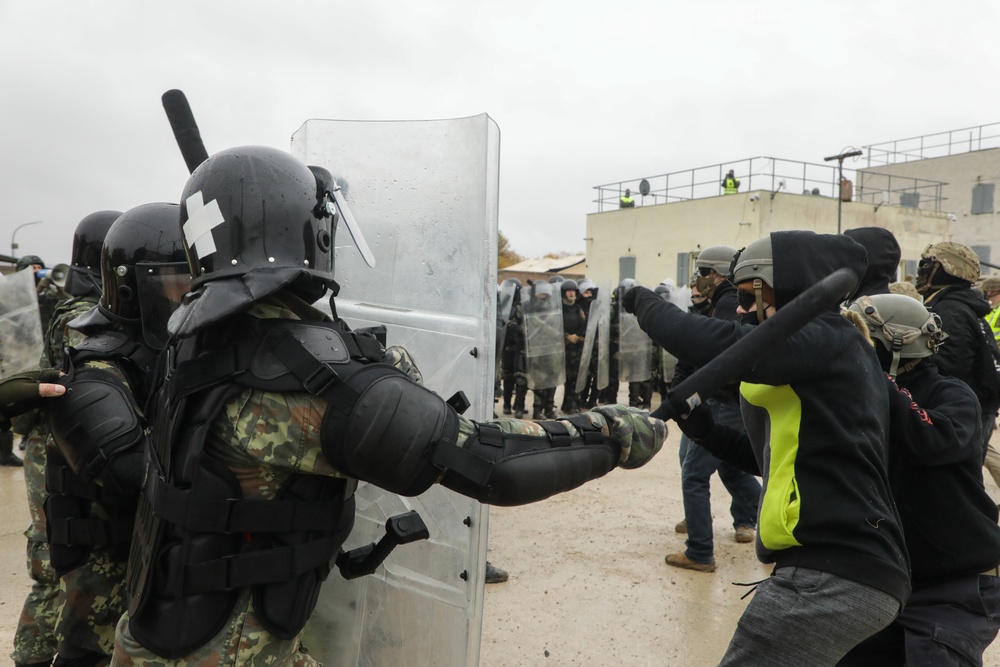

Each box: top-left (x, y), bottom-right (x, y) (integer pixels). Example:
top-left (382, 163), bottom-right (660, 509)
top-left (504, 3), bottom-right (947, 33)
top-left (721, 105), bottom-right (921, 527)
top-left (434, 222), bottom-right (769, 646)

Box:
top-left (888, 333), bottom-right (904, 379)
top-left (752, 278), bottom-right (768, 324)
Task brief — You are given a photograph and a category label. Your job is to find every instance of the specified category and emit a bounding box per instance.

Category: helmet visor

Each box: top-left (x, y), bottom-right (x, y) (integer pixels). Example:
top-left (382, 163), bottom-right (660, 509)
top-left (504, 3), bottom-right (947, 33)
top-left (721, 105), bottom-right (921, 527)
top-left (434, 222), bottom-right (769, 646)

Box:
top-left (136, 262), bottom-right (192, 349)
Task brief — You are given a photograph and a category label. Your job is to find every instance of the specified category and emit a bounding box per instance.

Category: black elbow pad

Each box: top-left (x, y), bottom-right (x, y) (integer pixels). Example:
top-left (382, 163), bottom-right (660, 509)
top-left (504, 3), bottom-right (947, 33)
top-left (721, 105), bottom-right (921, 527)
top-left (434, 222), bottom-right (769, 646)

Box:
top-left (320, 365), bottom-right (458, 497)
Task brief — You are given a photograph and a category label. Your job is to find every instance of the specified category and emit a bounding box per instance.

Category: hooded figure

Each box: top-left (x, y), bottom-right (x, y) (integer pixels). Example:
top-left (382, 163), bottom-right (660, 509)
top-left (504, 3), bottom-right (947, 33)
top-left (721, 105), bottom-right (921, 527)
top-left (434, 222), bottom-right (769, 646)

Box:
top-left (844, 226), bottom-right (901, 298)
top-left (622, 231), bottom-right (909, 666)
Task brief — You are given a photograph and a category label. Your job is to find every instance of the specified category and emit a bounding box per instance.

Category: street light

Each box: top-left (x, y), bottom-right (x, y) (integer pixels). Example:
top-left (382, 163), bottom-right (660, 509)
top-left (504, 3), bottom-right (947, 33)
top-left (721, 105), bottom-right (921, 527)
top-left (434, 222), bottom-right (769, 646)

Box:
top-left (823, 150), bottom-right (863, 234)
top-left (11, 220), bottom-right (43, 257)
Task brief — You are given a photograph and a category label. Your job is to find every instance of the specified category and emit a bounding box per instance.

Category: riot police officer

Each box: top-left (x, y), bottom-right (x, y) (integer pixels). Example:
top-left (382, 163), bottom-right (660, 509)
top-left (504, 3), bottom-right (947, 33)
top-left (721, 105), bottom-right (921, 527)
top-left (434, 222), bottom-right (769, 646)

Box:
top-left (43, 203), bottom-right (189, 666)
top-left (559, 279), bottom-right (587, 413)
top-left (11, 209), bottom-right (120, 667)
top-left (113, 146), bottom-right (666, 665)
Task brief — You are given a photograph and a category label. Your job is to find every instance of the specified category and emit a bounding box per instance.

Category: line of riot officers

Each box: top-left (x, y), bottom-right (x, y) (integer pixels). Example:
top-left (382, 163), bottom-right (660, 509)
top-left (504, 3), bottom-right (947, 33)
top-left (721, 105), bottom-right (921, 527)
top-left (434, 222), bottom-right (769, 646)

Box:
top-left (497, 275), bottom-right (690, 419)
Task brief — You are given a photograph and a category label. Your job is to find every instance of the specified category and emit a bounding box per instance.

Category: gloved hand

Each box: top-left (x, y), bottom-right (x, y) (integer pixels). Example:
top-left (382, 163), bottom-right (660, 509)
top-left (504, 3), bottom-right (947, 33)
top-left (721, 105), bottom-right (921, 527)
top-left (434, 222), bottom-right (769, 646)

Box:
top-left (675, 401), bottom-right (715, 441)
top-left (592, 404), bottom-right (667, 469)
top-left (621, 286), bottom-right (643, 315)
top-left (0, 369), bottom-right (64, 430)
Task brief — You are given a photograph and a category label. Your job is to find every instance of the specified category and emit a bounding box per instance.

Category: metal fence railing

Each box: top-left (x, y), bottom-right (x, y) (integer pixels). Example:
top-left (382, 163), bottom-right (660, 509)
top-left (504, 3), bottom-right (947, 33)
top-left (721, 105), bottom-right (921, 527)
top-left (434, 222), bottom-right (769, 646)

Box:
top-left (864, 122), bottom-right (1000, 166)
top-left (594, 156), bottom-right (947, 213)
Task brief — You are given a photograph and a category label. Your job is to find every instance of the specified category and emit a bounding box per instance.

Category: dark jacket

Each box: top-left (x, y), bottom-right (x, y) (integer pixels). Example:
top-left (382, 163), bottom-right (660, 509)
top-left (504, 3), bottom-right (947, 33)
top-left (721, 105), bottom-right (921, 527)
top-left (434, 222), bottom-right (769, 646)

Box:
top-left (631, 231), bottom-right (910, 605)
top-left (887, 362), bottom-right (1000, 584)
top-left (924, 285), bottom-right (1000, 418)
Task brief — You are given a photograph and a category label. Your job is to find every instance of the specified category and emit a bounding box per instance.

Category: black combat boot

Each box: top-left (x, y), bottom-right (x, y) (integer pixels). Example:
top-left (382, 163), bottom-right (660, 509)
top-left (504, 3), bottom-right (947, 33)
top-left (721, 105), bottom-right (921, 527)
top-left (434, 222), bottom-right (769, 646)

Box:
top-left (0, 430), bottom-right (23, 467)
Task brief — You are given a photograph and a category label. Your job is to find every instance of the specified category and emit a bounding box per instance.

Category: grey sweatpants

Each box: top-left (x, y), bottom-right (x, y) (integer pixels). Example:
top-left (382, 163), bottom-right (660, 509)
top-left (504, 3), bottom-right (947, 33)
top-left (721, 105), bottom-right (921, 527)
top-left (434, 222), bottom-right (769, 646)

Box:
top-left (719, 566), bottom-right (901, 667)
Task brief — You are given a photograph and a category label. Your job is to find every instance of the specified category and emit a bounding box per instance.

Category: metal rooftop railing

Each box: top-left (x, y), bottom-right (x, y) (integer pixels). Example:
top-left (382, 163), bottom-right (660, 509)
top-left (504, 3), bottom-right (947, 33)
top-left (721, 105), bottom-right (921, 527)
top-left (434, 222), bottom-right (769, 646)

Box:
top-left (864, 122), bottom-right (1000, 166)
top-left (594, 156), bottom-right (947, 213)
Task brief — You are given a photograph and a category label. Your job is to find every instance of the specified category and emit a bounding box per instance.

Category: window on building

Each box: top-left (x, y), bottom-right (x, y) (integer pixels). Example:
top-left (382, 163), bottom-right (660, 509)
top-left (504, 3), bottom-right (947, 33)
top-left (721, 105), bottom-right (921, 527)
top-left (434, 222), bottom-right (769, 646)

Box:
top-left (972, 245), bottom-right (990, 267)
top-left (676, 253), bottom-right (690, 287)
top-left (619, 256), bottom-right (636, 283)
top-left (972, 183), bottom-right (995, 215)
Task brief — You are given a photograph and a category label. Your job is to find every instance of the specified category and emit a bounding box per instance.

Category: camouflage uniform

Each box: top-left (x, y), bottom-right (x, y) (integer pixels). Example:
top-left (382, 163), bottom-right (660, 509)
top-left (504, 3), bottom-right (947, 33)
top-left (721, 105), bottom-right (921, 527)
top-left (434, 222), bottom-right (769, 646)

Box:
top-left (53, 357), bottom-right (135, 662)
top-left (112, 299), bottom-right (663, 666)
top-left (11, 296), bottom-right (94, 667)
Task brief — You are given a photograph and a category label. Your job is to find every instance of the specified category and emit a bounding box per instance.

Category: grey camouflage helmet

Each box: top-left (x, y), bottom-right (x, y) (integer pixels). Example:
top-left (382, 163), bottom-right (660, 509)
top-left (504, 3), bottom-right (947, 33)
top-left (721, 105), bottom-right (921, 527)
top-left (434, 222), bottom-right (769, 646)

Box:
top-left (848, 294), bottom-right (946, 377)
top-left (731, 236), bottom-right (774, 287)
top-left (921, 242), bottom-right (981, 283)
top-left (695, 245), bottom-right (738, 274)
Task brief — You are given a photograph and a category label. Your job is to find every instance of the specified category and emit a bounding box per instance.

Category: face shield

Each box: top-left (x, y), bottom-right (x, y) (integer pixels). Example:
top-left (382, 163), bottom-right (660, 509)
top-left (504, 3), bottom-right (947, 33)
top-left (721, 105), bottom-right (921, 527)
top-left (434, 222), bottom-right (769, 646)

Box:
top-left (136, 262), bottom-right (192, 349)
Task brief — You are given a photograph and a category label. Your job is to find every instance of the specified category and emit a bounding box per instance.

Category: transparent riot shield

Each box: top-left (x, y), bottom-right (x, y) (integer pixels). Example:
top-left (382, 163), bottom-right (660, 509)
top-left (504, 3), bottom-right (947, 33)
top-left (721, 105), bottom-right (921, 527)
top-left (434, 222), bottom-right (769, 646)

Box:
top-left (0, 269), bottom-right (44, 378)
top-left (522, 282), bottom-right (566, 390)
top-left (619, 308), bottom-right (652, 383)
top-left (291, 114), bottom-right (498, 667)
top-left (575, 282), bottom-right (610, 394)
top-left (496, 281), bottom-right (519, 361)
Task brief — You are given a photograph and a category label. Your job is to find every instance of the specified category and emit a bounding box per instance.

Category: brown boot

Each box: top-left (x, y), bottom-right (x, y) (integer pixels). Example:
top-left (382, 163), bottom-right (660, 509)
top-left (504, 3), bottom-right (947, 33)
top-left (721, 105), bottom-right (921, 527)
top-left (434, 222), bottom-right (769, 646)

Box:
top-left (664, 552), bottom-right (716, 573)
top-left (734, 526), bottom-right (755, 543)
top-left (674, 519), bottom-right (687, 534)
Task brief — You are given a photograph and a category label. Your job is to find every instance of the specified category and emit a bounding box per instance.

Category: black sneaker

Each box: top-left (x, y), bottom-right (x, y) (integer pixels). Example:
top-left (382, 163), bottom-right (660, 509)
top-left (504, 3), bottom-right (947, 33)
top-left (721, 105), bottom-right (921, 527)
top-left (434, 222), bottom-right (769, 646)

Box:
top-left (502, 404), bottom-right (512, 415)
top-left (485, 561), bottom-right (509, 584)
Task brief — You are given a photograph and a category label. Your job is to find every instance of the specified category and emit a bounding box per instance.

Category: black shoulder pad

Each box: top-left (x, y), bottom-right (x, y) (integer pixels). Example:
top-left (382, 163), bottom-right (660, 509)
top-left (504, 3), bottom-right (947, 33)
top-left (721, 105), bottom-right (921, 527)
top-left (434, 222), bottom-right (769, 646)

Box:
top-left (72, 330), bottom-right (133, 357)
top-left (251, 323), bottom-right (352, 380)
top-left (48, 369), bottom-right (144, 481)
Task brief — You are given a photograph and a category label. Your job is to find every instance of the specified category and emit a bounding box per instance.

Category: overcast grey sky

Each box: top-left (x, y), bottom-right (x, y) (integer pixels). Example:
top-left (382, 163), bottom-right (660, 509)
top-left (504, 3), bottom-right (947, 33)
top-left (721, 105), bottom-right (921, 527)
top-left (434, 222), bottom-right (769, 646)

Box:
top-left (1, 0), bottom-right (998, 265)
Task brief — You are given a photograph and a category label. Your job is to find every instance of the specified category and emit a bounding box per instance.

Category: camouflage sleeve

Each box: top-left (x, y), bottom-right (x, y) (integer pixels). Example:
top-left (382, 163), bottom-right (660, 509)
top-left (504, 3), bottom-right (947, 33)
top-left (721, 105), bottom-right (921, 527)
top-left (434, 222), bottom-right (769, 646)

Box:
top-left (382, 345), bottom-right (423, 385)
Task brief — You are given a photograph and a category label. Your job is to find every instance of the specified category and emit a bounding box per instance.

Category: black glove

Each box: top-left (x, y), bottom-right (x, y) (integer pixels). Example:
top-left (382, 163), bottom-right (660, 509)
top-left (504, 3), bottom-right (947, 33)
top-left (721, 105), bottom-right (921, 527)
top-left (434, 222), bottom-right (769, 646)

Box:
top-left (0, 369), bottom-right (62, 430)
top-left (622, 286), bottom-right (642, 315)
top-left (676, 401), bottom-right (715, 441)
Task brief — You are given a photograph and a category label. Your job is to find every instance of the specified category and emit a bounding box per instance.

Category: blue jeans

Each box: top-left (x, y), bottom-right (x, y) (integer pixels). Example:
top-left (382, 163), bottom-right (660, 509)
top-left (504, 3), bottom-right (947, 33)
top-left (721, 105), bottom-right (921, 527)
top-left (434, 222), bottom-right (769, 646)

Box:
top-left (680, 397), bottom-right (761, 563)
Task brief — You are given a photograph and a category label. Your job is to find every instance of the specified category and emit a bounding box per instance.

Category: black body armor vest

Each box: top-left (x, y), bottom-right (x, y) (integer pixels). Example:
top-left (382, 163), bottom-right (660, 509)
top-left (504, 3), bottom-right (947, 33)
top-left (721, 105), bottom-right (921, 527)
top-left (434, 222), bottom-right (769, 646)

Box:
top-left (45, 330), bottom-right (156, 575)
top-left (127, 315), bottom-right (386, 658)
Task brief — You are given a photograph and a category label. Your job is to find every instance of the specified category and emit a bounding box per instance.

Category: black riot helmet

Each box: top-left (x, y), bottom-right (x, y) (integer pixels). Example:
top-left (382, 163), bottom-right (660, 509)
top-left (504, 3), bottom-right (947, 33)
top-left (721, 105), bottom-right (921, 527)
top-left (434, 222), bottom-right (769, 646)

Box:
top-left (93, 203), bottom-right (190, 349)
top-left (65, 210), bottom-right (121, 298)
top-left (168, 146), bottom-right (337, 338)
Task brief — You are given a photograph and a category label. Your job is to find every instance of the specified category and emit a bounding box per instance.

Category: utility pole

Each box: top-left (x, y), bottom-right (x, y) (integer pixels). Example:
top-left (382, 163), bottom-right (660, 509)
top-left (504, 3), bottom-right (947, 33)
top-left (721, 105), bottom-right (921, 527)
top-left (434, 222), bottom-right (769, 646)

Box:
top-left (11, 220), bottom-right (42, 256)
top-left (823, 150), bottom-right (863, 234)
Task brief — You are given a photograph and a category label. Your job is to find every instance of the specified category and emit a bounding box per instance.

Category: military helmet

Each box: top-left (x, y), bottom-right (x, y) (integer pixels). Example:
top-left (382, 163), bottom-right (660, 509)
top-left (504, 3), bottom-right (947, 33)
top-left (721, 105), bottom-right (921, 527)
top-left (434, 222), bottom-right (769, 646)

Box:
top-left (848, 294), bottom-right (945, 377)
top-left (921, 242), bottom-right (981, 283)
top-left (560, 279), bottom-right (579, 294)
top-left (66, 210), bottom-right (121, 297)
top-left (532, 281), bottom-right (555, 299)
top-left (97, 203), bottom-right (190, 349)
top-left (15, 254), bottom-right (44, 272)
top-left (548, 275), bottom-right (566, 284)
top-left (578, 278), bottom-right (597, 295)
top-left (695, 245), bottom-right (738, 274)
top-left (980, 275), bottom-right (1000, 295)
top-left (731, 237), bottom-right (774, 288)
top-left (168, 146), bottom-right (338, 337)
top-left (501, 277), bottom-right (521, 289)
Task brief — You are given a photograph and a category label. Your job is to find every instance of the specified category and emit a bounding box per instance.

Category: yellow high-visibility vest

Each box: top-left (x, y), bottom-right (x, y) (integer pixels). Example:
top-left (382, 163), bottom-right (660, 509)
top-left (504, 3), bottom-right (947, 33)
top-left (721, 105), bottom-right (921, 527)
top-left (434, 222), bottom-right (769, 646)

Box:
top-left (987, 306), bottom-right (1000, 342)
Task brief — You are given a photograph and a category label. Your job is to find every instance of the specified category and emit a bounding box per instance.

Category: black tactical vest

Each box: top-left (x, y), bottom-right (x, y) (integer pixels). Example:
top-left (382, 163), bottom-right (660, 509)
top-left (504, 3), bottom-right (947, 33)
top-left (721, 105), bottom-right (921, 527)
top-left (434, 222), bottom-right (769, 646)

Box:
top-left (45, 330), bottom-right (156, 574)
top-left (127, 315), bottom-right (385, 659)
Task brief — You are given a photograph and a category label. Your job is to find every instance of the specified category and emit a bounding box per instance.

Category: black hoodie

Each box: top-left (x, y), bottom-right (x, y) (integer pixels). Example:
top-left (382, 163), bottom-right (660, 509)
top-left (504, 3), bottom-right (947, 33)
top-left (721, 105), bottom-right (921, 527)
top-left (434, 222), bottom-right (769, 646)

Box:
top-left (924, 285), bottom-right (1000, 419)
top-left (630, 231), bottom-right (910, 605)
top-left (844, 227), bottom-right (901, 297)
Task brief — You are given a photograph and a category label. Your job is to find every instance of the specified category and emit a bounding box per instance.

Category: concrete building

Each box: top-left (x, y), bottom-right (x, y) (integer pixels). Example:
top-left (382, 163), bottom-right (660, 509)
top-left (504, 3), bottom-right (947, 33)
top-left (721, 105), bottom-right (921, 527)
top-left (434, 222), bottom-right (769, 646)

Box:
top-left (585, 123), bottom-right (1000, 288)
top-left (859, 122), bottom-right (1000, 268)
